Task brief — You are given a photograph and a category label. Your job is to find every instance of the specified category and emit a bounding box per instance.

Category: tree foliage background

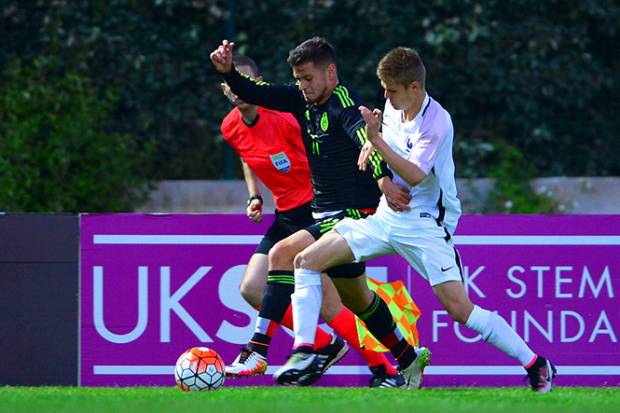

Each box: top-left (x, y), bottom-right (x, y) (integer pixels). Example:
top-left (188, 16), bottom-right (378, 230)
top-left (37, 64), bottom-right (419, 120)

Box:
top-left (1, 0), bottom-right (619, 188)
top-left (0, 56), bottom-right (154, 211)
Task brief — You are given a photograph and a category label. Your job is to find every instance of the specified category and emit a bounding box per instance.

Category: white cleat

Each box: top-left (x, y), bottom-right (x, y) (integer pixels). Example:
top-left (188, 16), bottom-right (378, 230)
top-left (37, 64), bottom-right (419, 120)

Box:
top-left (400, 347), bottom-right (431, 389)
top-left (225, 347), bottom-right (268, 378)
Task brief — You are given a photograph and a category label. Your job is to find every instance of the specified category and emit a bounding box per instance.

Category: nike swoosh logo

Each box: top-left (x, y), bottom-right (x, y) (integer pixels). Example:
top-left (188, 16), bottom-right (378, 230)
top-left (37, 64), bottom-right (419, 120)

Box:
top-left (441, 266), bottom-right (455, 272)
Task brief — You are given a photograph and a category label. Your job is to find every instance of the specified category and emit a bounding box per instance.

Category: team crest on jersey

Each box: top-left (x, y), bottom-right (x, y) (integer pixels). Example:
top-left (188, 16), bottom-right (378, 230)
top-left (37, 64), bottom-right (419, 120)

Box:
top-left (406, 137), bottom-right (414, 151)
top-left (320, 112), bottom-right (329, 132)
top-left (270, 152), bottom-right (291, 173)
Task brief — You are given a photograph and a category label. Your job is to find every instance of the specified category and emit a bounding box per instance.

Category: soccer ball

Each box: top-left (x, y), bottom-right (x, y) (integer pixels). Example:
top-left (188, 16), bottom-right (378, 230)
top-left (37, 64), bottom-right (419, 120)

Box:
top-left (175, 347), bottom-right (225, 391)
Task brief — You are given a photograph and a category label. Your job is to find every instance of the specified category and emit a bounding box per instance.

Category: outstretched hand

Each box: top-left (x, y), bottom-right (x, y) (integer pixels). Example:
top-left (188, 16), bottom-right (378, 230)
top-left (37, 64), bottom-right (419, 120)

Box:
top-left (209, 40), bottom-right (235, 73)
top-left (359, 105), bottom-right (383, 144)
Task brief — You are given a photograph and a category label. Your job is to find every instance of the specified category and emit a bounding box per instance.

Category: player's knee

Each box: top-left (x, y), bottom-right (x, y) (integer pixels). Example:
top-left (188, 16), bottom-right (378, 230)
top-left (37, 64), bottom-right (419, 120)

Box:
top-left (268, 241), bottom-right (297, 269)
top-left (294, 249), bottom-right (321, 271)
top-left (239, 278), bottom-right (263, 308)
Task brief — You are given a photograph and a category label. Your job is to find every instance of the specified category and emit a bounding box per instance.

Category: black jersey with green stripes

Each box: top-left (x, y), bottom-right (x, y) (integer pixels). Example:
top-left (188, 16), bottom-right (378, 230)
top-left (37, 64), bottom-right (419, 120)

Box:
top-left (222, 68), bottom-right (391, 213)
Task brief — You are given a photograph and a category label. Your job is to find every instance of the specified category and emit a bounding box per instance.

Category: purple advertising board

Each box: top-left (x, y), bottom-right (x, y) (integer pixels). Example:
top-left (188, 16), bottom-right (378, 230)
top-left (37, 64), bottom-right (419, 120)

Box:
top-left (80, 214), bottom-right (620, 387)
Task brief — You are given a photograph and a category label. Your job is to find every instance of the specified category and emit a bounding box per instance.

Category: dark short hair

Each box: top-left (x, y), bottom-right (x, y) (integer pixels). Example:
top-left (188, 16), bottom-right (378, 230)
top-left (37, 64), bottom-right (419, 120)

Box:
top-left (233, 55), bottom-right (259, 77)
top-left (377, 47), bottom-right (426, 87)
top-left (286, 37), bottom-right (336, 68)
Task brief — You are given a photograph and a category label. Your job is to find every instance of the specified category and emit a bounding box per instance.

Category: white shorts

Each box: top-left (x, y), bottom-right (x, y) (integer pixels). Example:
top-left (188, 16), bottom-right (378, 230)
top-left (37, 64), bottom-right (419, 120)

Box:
top-left (334, 212), bottom-right (463, 286)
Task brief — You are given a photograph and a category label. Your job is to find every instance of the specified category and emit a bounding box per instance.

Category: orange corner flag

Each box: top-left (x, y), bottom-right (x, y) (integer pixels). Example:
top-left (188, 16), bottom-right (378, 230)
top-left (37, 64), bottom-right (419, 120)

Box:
top-left (355, 277), bottom-right (421, 351)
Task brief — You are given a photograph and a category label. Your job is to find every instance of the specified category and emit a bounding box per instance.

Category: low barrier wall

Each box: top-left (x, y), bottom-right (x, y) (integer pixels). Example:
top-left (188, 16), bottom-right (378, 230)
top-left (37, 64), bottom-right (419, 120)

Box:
top-left (80, 214), bottom-right (620, 387)
top-left (2, 213), bottom-right (617, 386)
top-left (0, 214), bottom-right (78, 386)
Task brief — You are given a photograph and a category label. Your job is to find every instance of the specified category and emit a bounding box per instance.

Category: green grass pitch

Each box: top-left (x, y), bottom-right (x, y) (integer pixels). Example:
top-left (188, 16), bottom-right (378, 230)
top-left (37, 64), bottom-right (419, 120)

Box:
top-left (1, 387), bottom-right (619, 413)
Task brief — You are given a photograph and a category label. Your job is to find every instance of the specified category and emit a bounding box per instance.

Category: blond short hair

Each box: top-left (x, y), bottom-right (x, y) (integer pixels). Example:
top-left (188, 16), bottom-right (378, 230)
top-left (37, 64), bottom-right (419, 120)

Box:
top-left (377, 47), bottom-right (426, 87)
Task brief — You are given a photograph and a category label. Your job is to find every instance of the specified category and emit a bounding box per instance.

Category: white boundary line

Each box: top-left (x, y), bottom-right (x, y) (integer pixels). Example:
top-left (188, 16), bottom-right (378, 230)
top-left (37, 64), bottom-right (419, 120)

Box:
top-left (93, 365), bottom-right (620, 375)
top-left (93, 235), bottom-right (620, 246)
top-left (90, 233), bottom-right (620, 380)
top-left (94, 235), bottom-right (262, 244)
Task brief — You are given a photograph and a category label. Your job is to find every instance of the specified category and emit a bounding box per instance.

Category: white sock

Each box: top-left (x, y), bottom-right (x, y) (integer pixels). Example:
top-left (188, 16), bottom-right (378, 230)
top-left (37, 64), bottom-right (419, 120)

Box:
top-left (465, 305), bottom-right (536, 366)
top-left (292, 268), bottom-right (323, 349)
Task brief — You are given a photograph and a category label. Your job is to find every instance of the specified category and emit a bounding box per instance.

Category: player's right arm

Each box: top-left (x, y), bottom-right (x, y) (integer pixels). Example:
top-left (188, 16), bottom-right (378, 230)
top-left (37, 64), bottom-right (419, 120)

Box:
top-left (359, 105), bottom-right (429, 187)
top-left (241, 160), bottom-right (263, 223)
top-left (210, 40), bottom-right (303, 114)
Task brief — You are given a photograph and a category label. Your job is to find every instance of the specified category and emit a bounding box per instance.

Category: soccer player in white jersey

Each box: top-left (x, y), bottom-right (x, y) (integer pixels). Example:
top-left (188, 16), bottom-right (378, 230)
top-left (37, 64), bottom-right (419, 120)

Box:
top-left (282, 47), bottom-right (557, 392)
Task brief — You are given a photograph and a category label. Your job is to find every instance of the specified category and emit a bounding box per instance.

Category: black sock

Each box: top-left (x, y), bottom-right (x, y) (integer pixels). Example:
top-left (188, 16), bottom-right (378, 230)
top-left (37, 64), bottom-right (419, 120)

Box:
top-left (356, 293), bottom-right (416, 369)
top-left (526, 355), bottom-right (545, 372)
top-left (246, 270), bottom-right (295, 357)
top-left (248, 333), bottom-right (271, 356)
top-left (257, 270), bottom-right (295, 321)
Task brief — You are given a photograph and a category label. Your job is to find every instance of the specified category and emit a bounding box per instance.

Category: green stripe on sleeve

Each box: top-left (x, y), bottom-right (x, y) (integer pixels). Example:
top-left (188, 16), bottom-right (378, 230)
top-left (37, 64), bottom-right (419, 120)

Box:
top-left (335, 85), bottom-right (355, 107)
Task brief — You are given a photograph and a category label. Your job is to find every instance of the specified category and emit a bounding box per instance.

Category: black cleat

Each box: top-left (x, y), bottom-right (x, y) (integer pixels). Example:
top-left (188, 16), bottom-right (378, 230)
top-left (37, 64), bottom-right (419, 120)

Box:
top-left (369, 365), bottom-right (406, 388)
top-left (526, 356), bottom-right (557, 393)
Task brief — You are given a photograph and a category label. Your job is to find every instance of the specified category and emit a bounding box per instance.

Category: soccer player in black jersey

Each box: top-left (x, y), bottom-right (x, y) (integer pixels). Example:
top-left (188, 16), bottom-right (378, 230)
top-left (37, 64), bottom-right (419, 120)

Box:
top-left (211, 37), bottom-right (428, 388)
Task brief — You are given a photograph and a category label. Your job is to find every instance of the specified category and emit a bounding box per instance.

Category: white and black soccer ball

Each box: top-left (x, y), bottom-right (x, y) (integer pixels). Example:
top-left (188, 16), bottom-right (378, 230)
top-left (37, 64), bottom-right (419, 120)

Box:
top-left (175, 347), bottom-right (225, 391)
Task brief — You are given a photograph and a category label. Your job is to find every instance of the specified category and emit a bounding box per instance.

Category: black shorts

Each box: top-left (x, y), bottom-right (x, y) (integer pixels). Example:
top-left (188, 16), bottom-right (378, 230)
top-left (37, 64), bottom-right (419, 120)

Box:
top-left (255, 202), bottom-right (314, 255)
top-left (305, 208), bottom-right (374, 278)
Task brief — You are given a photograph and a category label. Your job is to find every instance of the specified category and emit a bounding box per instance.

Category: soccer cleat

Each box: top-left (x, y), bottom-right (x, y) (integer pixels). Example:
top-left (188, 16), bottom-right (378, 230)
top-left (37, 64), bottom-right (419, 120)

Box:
top-left (369, 365), bottom-right (406, 388)
top-left (399, 346), bottom-right (431, 389)
top-left (315, 336), bottom-right (349, 376)
top-left (274, 335), bottom-right (349, 386)
top-left (224, 347), bottom-right (268, 378)
top-left (526, 357), bottom-right (557, 393)
top-left (273, 351), bottom-right (323, 386)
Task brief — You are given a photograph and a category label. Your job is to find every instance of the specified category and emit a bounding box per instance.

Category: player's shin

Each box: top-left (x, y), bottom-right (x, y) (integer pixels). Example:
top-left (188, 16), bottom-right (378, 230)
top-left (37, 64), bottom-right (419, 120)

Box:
top-left (248, 270), bottom-right (295, 356)
top-left (465, 305), bottom-right (536, 366)
top-left (356, 293), bottom-right (417, 370)
top-left (291, 268), bottom-right (323, 350)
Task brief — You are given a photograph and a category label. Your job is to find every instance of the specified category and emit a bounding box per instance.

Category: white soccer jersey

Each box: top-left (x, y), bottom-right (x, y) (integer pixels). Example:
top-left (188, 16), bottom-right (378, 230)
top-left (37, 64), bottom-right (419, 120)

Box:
top-left (377, 94), bottom-right (462, 234)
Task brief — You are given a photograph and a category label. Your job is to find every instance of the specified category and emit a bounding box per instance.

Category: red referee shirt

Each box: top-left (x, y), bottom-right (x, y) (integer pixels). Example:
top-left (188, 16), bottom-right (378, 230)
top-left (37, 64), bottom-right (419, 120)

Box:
top-left (220, 107), bottom-right (313, 212)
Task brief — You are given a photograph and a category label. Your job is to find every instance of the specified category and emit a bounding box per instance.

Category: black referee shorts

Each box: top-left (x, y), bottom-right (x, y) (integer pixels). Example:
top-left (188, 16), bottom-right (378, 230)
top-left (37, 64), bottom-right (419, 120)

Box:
top-left (254, 202), bottom-right (314, 255)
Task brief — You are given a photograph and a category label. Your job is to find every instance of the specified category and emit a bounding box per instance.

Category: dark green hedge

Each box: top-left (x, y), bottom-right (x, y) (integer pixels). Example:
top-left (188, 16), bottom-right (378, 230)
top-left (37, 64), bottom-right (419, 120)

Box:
top-left (2, 0), bottom-right (619, 182)
top-left (0, 57), bottom-right (153, 212)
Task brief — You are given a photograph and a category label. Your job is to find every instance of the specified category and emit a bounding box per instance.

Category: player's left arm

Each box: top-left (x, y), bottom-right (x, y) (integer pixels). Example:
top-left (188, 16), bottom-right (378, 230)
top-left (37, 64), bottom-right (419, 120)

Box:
top-left (360, 106), bottom-right (437, 187)
top-left (340, 106), bottom-right (391, 181)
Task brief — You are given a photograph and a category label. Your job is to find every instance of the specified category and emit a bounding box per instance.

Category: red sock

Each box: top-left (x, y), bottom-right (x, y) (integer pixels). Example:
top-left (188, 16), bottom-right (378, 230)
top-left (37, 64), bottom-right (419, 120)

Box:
top-left (329, 307), bottom-right (398, 375)
top-left (280, 304), bottom-right (332, 349)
